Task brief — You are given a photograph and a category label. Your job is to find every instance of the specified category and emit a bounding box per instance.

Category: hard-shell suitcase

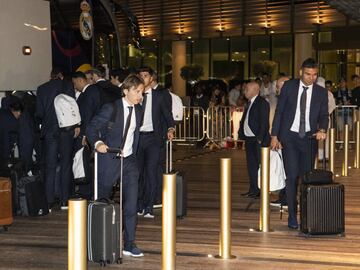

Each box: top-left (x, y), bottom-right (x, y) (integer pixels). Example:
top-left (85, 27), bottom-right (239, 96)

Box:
top-left (0, 177), bottom-right (13, 230)
top-left (88, 149), bottom-right (122, 266)
top-left (166, 141), bottom-right (187, 218)
top-left (300, 183), bottom-right (345, 235)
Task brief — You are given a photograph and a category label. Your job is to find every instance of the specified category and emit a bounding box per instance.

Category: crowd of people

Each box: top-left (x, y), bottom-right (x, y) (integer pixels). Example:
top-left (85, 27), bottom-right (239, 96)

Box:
top-left (0, 58), bottom-right (359, 253)
top-left (0, 66), bottom-right (174, 257)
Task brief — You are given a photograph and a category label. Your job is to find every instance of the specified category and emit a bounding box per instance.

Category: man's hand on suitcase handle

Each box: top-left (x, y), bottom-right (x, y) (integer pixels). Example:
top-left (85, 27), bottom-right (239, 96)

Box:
top-left (271, 136), bottom-right (282, 150)
top-left (167, 127), bottom-right (175, 141)
top-left (95, 141), bottom-right (108, 153)
top-left (315, 129), bottom-right (327, 141)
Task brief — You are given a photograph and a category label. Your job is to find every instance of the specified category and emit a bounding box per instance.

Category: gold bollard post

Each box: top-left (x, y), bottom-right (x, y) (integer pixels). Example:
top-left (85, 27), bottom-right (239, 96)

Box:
top-left (162, 174), bottom-right (177, 270)
top-left (259, 147), bottom-right (271, 232)
top-left (329, 128), bottom-right (335, 174)
top-left (216, 158), bottom-right (235, 259)
top-left (342, 124), bottom-right (349, 176)
top-left (355, 121), bottom-right (360, 169)
top-left (68, 199), bottom-right (87, 270)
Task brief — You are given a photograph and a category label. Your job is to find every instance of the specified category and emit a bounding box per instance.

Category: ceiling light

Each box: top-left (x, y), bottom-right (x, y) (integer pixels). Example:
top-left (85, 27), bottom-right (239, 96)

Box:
top-left (24, 23), bottom-right (47, 31)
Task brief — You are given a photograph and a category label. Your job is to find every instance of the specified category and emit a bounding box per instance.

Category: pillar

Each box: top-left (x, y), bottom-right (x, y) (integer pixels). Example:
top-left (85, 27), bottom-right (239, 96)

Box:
top-left (172, 41), bottom-right (186, 97)
top-left (294, 33), bottom-right (313, 76)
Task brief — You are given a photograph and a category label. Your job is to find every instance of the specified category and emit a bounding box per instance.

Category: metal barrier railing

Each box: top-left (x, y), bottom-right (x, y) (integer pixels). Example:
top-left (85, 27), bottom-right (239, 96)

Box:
top-left (206, 106), bottom-right (233, 146)
top-left (174, 107), bottom-right (206, 142)
top-left (173, 105), bottom-right (360, 148)
top-left (331, 105), bottom-right (358, 144)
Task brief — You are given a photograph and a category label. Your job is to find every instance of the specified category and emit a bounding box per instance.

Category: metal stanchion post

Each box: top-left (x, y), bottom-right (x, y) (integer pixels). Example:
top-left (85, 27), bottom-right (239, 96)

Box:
top-left (342, 124), bottom-right (349, 176)
top-left (68, 199), bottom-right (87, 270)
top-left (259, 147), bottom-right (271, 232)
top-left (162, 174), bottom-right (177, 270)
top-left (355, 121), bottom-right (360, 169)
top-left (329, 128), bottom-right (335, 174)
top-left (216, 158), bottom-right (235, 259)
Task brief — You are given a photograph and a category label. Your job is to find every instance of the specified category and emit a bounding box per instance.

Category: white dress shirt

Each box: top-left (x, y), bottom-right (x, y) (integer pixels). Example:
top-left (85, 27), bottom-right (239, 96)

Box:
top-left (290, 81), bottom-right (313, 133)
top-left (140, 89), bottom-right (153, 132)
top-left (76, 84), bottom-right (90, 100)
top-left (122, 98), bottom-right (136, 157)
top-left (244, 95), bottom-right (258, 137)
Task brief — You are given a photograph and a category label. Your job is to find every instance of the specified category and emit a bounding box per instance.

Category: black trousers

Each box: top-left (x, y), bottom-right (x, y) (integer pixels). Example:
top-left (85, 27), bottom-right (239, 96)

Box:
top-left (281, 132), bottom-right (317, 223)
top-left (244, 137), bottom-right (261, 194)
top-left (137, 133), bottom-right (160, 210)
top-left (42, 129), bottom-right (74, 204)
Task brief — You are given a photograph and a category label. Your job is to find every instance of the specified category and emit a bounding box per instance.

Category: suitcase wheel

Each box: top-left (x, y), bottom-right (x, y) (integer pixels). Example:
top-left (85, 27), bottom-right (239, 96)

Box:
top-left (117, 258), bottom-right (123, 264)
top-left (3, 226), bottom-right (9, 232)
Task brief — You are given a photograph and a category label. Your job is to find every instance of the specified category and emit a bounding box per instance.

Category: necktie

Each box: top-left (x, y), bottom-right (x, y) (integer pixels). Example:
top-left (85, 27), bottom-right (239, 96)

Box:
top-left (120, 106), bottom-right (133, 150)
top-left (299, 86), bottom-right (309, 138)
top-left (140, 93), bottom-right (148, 127)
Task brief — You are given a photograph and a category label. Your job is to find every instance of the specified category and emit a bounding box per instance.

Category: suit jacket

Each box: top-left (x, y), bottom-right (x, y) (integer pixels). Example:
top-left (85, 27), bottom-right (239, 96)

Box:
top-left (238, 95), bottom-right (270, 147)
top-left (76, 84), bottom-right (101, 136)
top-left (146, 89), bottom-right (175, 143)
top-left (271, 79), bottom-right (328, 142)
top-left (35, 79), bottom-right (74, 136)
top-left (86, 99), bottom-right (142, 155)
top-left (96, 80), bottom-right (122, 106)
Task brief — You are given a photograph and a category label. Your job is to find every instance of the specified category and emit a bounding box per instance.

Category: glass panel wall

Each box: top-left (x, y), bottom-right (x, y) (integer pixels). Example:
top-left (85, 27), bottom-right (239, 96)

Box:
top-left (211, 38), bottom-right (230, 80)
top-left (230, 37), bottom-right (249, 80)
top-left (272, 34), bottom-right (292, 78)
top-left (160, 40), bottom-right (172, 87)
top-left (250, 35), bottom-right (270, 78)
top-left (193, 39), bottom-right (209, 80)
top-left (142, 39), bottom-right (158, 72)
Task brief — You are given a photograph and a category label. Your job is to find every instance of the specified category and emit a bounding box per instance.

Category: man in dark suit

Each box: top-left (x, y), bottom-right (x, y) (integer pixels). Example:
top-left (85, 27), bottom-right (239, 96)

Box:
top-left (36, 68), bottom-right (79, 210)
top-left (86, 74), bottom-right (145, 257)
top-left (239, 81), bottom-right (270, 198)
top-left (137, 67), bottom-right (175, 218)
top-left (271, 58), bottom-right (328, 229)
top-left (92, 66), bottom-right (123, 105)
top-left (72, 71), bottom-right (101, 199)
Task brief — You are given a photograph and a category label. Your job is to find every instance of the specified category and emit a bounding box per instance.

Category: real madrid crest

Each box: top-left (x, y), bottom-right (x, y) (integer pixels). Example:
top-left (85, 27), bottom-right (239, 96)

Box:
top-left (79, 0), bottom-right (93, 40)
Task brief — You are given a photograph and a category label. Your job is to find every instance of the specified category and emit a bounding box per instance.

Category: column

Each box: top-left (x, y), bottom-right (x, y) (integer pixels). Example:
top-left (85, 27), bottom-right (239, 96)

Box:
top-left (172, 41), bottom-right (186, 97)
top-left (294, 33), bottom-right (313, 76)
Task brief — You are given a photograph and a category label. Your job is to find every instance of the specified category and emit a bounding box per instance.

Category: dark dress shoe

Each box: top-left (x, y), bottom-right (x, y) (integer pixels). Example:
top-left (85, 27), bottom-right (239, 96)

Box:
top-left (249, 192), bottom-right (260, 198)
top-left (288, 224), bottom-right (299, 230)
top-left (241, 191), bottom-right (251, 197)
top-left (288, 219), bottom-right (299, 230)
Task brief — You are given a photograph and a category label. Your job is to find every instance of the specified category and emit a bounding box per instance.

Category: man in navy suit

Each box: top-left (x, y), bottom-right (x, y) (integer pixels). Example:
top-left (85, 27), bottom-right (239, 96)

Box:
top-left (137, 67), bottom-right (175, 218)
top-left (86, 74), bottom-right (144, 257)
top-left (239, 81), bottom-right (270, 198)
top-left (36, 68), bottom-right (79, 210)
top-left (271, 58), bottom-right (328, 229)
top-left (91, 66), bottom-right (123, 105)
top-left (72, 71), bottom-right (101, 199)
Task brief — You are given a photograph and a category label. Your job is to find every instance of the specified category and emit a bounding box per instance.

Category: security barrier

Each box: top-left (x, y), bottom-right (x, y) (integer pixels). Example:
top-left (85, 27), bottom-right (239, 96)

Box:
top-left (173, 105), bottom-right (359, 147)
top-left (331, 105), bottom-right (358, 145)
top-left (174, 107), bottom-right (206, 142)
top-left (206, 106), bottom-right (233, 145)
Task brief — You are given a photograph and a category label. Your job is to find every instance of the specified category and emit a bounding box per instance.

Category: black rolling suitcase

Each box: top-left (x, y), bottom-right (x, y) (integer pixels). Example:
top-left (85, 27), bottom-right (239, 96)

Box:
top-left (17, 175), bottom-right (49, 216)
top-left (300, 136), bottom-right (345, 235)
top-left (300, 183), bottom-right (345, 235)
top-left (88, 149), bottom-right (122, 266)
top-left (166, 141), bottom-right (187, 218)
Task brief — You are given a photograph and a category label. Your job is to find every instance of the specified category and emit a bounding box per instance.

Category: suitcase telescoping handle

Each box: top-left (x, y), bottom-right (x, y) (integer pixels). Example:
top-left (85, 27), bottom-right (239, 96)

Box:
top-left (165, 140), bottom-right (172, 173)
top-left (309, 133), bottom-right (326, 171)
top-left (93, 147), bottom-right (122, 200)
